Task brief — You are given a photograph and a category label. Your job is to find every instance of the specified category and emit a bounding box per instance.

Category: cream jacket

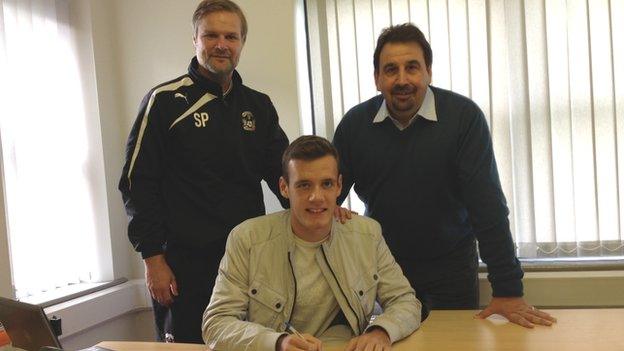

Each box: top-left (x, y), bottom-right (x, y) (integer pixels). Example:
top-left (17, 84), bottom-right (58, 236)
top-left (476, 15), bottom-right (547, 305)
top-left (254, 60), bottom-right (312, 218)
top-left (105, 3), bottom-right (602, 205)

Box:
top-left (202, 210), bottom-right (421, 351)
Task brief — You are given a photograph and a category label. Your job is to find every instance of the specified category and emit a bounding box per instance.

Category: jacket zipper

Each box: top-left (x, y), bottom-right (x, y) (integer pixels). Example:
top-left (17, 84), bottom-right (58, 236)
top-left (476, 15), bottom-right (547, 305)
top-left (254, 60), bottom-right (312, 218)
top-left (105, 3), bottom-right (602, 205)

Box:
top-left (287, 251), bottom-right (298, 326)
top-left (321, 246), bottom-right (361, 334)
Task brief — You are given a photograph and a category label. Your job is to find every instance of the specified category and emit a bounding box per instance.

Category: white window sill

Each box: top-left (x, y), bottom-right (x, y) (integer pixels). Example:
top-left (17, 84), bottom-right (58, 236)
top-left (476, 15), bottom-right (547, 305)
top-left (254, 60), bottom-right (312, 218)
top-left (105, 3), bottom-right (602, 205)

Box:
top-left (21, 281), bottom-right (116, 307)
top-left (478, 258), bottom-right (624, 272)
top-left (43, 279), bottom-right (150, 339)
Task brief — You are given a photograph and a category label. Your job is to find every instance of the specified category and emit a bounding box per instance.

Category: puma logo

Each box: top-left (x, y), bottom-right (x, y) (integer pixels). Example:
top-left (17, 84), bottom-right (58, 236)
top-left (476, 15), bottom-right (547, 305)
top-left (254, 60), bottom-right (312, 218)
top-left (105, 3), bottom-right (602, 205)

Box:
top-left (174, 92), bottom-right (188, 104)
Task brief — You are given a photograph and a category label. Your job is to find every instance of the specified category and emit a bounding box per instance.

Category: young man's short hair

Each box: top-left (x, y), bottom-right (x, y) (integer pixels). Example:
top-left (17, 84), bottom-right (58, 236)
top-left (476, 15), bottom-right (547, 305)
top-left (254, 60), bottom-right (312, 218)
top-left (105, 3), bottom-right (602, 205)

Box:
top-left (281, 135), bottom-right (339, 182)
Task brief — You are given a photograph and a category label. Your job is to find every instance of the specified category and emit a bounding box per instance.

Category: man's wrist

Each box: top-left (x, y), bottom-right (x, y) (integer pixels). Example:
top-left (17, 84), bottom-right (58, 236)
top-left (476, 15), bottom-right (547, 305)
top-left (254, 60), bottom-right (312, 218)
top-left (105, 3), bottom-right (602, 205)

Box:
top-left (144, 254), bottom-right (166, 267)
top-left (366, 325), bottom-right (390, 341)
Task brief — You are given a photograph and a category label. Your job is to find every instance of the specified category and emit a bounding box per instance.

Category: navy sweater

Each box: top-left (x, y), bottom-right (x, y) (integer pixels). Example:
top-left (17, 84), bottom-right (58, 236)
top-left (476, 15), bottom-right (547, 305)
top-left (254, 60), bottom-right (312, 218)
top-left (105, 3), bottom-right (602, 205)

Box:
top-left (333, 86), bottom-right (523, 297)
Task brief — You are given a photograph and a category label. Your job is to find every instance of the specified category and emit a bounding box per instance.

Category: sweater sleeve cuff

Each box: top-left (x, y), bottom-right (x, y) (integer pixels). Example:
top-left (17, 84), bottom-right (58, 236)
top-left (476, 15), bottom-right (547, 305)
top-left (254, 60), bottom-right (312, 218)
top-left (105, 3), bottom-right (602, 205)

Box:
top-left (491, 278), bottom-right (524, 297)
top-left (140, 246), bottom-right (164, 259)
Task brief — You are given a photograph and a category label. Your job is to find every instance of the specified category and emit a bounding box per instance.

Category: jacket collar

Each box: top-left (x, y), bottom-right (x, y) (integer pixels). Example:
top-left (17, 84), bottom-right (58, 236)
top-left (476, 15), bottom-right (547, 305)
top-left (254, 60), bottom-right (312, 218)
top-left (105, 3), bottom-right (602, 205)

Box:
top-left (188, 56), bottom-right (243, 98)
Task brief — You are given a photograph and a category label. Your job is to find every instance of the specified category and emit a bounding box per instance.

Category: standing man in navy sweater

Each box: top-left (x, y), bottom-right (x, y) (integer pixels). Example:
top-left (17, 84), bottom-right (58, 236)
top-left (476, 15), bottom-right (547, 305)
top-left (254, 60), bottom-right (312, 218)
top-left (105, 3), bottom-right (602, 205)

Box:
top-left (119, 0), bottom-right (290, 343)
top-left (333, 23), bottom-right (556, 328)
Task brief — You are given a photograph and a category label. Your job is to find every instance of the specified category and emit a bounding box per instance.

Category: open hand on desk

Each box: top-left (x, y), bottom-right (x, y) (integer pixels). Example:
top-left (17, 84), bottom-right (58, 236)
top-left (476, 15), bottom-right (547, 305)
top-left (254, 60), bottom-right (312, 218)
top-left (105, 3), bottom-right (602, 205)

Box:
top-left (277, 333), bottom-right (322, 351)
top-left (475, 297), bottom-right (557, 328)
top-left (345, 327), bottom-right (391, 351)
top-left (144, 254), bottom-right (179, 306)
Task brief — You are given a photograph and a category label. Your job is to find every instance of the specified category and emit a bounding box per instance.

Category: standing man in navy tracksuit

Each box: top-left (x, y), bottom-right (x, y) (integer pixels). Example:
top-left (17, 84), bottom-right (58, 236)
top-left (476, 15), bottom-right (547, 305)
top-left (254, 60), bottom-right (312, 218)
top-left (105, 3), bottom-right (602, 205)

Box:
top-left (119, 0), bottom-right (289, 343)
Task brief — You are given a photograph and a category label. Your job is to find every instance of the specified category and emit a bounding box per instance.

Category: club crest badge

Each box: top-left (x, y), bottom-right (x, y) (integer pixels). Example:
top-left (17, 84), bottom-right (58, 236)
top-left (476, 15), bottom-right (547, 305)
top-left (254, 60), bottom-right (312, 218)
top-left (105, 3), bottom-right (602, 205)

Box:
top-left (241, 111), bottom-right (256, 131)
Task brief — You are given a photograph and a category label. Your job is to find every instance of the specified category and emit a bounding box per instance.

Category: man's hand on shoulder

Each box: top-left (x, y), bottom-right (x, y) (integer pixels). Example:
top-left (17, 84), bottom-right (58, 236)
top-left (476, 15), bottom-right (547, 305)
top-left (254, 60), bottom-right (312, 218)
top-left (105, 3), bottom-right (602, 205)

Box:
top-left (144, 254), bottom-right (178, 306)
top-left (276, 333), bottom-right (322, 351)
top-left (333, 206), bottom-right (357, 224)
top-left (476, 297), bottom-right (557, 328)
top-left (346, 327), bottom-right (391, 351)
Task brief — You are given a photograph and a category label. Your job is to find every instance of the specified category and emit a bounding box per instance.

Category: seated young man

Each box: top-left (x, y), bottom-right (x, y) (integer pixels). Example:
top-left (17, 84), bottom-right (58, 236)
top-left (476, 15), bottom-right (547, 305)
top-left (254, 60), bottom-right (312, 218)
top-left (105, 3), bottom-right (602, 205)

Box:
top-left (202, 136), bottom-right (421, 351)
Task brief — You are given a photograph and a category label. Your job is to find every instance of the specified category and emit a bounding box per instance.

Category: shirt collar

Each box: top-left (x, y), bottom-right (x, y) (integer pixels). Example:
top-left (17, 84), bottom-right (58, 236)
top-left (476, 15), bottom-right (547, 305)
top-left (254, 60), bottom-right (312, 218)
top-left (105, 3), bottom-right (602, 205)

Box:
top-left (373, 86), bottom-right (437, 129)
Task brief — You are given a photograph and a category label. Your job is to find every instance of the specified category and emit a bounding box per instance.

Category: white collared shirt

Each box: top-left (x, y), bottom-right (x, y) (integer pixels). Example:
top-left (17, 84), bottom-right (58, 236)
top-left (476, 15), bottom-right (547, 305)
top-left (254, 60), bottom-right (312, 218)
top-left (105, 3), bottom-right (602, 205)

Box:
top-left (373, 86), bottom-right (437, 130)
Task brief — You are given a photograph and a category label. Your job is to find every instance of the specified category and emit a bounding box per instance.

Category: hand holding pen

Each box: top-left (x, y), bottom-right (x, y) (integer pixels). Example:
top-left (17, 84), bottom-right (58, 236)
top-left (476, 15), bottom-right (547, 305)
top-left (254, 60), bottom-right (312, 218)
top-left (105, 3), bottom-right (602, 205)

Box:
top-left (277, 322), bottom-right (322, 351)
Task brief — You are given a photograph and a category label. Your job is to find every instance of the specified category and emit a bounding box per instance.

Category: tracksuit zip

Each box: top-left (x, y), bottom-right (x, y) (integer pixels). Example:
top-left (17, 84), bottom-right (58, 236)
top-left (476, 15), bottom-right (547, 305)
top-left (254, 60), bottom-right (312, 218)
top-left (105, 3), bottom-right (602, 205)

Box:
top-left (321, 245), bottom-right (361, 334)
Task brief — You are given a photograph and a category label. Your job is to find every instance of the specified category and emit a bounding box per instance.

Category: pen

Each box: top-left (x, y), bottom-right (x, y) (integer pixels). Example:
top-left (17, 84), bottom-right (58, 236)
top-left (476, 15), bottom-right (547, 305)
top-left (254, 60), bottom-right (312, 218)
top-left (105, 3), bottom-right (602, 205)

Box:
top-left (284, 322), bottom-right (305, 340)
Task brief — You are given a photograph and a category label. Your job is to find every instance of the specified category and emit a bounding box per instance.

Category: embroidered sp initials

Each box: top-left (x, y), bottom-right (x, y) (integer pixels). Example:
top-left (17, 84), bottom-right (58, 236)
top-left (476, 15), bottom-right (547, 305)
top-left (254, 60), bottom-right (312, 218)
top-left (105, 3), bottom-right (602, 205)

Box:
top-left (194, 112), bottom-right (209, 127)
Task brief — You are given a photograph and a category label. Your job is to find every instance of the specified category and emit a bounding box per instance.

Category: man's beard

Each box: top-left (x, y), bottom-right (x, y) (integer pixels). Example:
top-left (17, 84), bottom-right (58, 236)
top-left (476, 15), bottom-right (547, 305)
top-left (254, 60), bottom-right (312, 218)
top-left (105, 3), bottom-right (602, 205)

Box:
top-left (196, 46), bottom-right (235, 78)
top-left (205, 56), bottom-right (234, 77)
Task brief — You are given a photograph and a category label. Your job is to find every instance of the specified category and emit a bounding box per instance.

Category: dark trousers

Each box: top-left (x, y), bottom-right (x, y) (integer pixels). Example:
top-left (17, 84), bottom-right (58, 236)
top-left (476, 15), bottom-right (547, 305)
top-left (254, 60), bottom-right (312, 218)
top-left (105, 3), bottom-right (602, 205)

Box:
top-left (395, 238), bottom-right (480, 321)
top-left (152, 237), bottom-right (227, 344)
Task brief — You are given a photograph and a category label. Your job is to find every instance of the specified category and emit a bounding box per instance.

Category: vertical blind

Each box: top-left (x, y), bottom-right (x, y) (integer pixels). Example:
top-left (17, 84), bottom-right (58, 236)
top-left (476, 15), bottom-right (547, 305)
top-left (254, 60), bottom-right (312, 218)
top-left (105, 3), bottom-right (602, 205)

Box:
top-left (305, 0), bottom-right (624, 258)
top-left (0, 0), bottom-right (107, 298)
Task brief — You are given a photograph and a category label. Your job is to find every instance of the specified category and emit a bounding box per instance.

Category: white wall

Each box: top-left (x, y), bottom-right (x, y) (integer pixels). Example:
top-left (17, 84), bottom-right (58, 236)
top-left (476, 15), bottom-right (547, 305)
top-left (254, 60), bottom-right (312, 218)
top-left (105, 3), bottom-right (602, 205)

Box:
top-left (59, 309), bottom-right (154, 350)
top-left (479, 271), bottom-right (624, 307)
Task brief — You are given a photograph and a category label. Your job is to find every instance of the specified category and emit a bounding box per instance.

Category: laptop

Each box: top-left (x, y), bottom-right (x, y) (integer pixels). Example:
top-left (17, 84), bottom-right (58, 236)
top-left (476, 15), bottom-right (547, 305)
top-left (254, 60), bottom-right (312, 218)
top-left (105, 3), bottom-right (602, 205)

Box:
top-left (0, 296), bottom-right (62, 351)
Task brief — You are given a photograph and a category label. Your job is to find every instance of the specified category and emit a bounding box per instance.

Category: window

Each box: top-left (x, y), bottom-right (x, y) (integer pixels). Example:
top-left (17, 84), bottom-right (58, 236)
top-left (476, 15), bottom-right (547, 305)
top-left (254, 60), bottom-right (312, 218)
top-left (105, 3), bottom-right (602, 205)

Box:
top-left (304, 0), bottom-right (624, 260)
top-left (0, 0), bottom-right (112, 299)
